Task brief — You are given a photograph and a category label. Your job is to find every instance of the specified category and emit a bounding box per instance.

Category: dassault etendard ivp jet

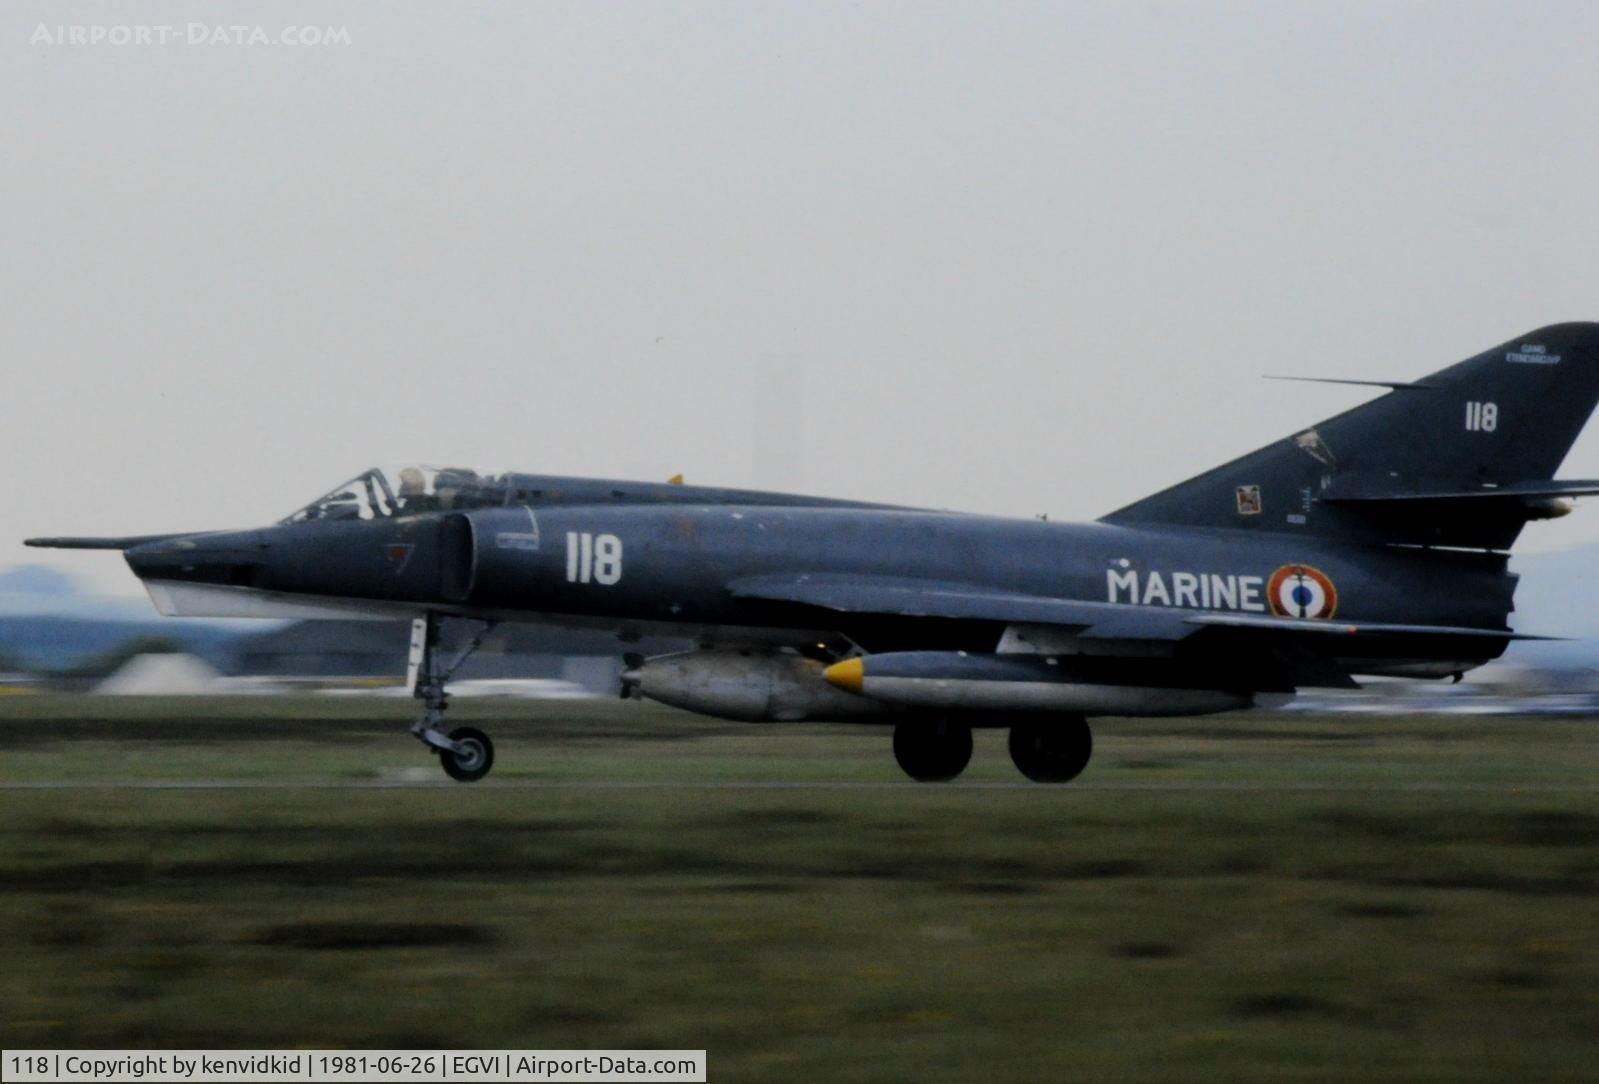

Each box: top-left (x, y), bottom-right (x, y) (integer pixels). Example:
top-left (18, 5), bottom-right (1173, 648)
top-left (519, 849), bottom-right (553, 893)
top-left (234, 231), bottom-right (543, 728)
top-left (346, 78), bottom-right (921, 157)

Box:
top-left (30, 324), bottom-right (1599, 783)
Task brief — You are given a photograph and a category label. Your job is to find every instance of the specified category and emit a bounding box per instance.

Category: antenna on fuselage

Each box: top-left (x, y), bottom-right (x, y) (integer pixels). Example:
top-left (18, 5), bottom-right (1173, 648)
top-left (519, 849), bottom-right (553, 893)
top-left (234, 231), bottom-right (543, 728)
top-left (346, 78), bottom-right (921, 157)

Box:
top-left (1263, 375), bottom-right (1439, 391)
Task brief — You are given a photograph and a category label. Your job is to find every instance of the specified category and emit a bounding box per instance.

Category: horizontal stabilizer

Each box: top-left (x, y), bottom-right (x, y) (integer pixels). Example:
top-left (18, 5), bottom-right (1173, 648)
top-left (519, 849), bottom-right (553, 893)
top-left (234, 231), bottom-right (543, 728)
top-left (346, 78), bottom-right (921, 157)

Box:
top-left (1319, 479), bottom-right (1599, 503)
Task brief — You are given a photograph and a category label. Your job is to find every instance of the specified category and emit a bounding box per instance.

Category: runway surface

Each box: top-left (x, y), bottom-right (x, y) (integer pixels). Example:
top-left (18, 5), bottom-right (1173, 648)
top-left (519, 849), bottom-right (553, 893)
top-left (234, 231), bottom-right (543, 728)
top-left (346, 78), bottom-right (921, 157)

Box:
top-left (4, 779), bottom-right (1596, 792)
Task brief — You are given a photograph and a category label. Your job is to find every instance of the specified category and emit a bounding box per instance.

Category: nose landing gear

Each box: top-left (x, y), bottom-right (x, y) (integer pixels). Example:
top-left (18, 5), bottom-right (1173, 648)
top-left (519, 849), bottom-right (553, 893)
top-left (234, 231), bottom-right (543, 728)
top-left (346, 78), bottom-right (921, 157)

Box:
top-left (437, 725), bottom-right (495, 782)
top-left (409, 614), bottom-right (499, 782)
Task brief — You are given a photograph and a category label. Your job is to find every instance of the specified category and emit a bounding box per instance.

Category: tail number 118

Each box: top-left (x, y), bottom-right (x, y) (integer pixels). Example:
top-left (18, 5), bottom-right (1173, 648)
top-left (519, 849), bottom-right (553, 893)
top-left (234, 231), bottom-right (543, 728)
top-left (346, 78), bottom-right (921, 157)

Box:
top-left (566, 532), bottom-right (623, 585)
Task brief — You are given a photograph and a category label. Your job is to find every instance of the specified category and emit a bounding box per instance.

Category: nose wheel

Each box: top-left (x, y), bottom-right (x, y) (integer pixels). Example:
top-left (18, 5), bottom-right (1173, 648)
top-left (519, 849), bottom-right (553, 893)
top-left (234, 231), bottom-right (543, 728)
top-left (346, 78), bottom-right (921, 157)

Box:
top-left (438, 726), bottom-right (495, 782)
top-left (409, 614), bottom-right (499, 783)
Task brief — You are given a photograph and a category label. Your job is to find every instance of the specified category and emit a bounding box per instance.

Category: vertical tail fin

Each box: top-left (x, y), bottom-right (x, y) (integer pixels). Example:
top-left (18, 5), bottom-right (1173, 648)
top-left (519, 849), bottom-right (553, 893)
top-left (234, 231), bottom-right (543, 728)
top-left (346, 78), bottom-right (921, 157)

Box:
top-left (1101, 323), bottom-right (1599, 550)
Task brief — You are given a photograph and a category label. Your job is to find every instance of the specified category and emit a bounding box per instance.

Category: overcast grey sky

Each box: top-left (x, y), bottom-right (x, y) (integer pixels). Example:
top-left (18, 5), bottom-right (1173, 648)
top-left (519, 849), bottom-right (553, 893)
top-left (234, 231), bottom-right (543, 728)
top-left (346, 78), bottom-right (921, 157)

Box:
top-left (4, 1), bottom-right (1598, 597)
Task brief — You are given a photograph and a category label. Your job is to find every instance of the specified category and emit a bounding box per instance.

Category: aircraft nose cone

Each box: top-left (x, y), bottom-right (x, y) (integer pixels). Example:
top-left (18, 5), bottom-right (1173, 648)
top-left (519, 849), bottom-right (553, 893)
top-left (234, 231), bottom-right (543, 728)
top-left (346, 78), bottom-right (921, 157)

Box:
top-left (122, 536), bottom-right (194, 578)
top-left (123, 531), bottom-right (270, 584)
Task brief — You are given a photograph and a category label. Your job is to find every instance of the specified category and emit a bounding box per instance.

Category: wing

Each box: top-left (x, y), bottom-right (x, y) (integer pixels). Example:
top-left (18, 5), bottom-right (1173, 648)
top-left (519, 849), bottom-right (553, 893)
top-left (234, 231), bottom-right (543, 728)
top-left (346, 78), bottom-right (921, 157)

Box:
top-left (730, 572), bottom-right (1546, 641)
top-left (730, 573), bottom-right (1193, 640)
top-left (728, 573), bottom-right (1548, 688)
top-left (1182, 612), bottom-right (1554, 641)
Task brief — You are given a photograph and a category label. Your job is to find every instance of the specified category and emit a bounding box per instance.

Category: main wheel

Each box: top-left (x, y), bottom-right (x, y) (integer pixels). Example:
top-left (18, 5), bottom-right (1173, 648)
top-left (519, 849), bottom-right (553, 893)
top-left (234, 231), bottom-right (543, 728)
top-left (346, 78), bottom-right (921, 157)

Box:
top-left (893, 720), bottom-right (973, 782)
top-left (440, 726), bottom-right (495, 783)
top-left (1009, 717), bottom-right (1092, 783)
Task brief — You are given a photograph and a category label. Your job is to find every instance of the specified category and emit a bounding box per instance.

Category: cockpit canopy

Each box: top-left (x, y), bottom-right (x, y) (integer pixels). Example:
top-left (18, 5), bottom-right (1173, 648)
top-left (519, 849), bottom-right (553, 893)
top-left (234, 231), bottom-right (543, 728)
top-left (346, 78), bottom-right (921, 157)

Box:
top-left (281, 466), bottom-right (514, 524)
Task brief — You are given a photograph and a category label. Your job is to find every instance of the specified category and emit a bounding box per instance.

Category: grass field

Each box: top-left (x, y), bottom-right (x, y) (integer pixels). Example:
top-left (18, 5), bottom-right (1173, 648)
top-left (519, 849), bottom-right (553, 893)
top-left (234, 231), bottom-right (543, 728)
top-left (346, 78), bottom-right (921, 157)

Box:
top-left (1, 696), bottom-right (1596, 1081)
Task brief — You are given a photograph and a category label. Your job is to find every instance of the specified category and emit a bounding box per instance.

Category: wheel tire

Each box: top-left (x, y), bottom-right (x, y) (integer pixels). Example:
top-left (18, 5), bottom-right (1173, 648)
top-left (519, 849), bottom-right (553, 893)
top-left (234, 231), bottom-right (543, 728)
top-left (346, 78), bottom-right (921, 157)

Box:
top-left (1009, 717), bottom-right (1092, 783)
top-left (893, 720), bottom-right (973, 782)
top-left (440, 726), bottom-right (495, 783)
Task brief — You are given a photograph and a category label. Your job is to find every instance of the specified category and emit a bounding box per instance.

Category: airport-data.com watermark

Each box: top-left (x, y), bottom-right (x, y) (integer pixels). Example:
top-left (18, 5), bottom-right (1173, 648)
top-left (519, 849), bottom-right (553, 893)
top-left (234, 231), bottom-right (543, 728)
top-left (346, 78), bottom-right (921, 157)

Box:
top-left (29, 23), bottom-right (352, 48)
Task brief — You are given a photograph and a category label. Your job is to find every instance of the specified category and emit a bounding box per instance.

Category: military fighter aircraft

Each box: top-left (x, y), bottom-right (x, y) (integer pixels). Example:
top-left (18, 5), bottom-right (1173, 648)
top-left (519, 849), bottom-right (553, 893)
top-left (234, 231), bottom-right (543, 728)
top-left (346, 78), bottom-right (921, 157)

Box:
top-left (28, 324), bottom-right (1599, 783)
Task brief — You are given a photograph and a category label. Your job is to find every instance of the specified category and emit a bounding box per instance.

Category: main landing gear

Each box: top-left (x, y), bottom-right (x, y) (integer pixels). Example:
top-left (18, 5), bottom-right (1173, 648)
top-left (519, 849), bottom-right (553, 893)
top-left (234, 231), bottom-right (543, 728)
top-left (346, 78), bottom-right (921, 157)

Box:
top-left (409, 613), bottom-right (499, 783)
top-left (892, 719), bottom-right (974, 782)
top-left (1008, 716), bottom-right (1092, 783)
top-left (891, 715), bottom-right (1094, 783)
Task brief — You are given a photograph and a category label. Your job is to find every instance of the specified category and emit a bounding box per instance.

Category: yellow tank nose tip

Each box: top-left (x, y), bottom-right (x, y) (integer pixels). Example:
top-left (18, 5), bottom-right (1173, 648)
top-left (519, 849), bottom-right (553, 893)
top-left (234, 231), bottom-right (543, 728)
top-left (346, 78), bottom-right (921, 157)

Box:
top-left (823, 657), bottom-right (864, 692)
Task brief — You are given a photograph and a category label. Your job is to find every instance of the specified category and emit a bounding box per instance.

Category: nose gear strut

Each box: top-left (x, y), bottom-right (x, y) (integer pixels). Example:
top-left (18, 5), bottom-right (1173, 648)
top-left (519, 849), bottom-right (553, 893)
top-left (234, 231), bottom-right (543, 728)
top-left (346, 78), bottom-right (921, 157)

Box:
top-left (408, 613), bottom-right (499, 782)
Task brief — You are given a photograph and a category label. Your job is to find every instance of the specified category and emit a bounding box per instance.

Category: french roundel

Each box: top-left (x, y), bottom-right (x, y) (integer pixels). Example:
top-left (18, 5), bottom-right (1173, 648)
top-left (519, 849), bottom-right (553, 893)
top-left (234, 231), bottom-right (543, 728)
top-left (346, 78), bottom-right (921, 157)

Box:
top-left (1267, 564), bottom-right (1338, 619)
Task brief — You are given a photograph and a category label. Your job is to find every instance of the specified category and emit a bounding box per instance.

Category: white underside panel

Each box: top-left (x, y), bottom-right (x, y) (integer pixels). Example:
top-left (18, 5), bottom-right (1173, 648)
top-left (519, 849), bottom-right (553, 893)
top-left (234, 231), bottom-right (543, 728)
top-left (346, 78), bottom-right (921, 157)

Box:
top-left (143, 581), bottom-right (421, 621)
top-left (137, 581), bottom-right (830, 649)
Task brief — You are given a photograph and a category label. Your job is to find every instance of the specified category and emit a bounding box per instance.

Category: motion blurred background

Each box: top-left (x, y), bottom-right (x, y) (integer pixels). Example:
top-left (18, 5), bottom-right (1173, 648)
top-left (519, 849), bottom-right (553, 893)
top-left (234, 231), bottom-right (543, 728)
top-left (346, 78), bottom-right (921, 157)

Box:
top-left (4, 551), bottom-right (1599, 712)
